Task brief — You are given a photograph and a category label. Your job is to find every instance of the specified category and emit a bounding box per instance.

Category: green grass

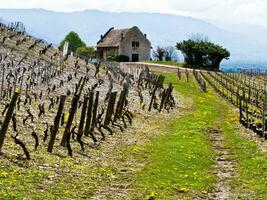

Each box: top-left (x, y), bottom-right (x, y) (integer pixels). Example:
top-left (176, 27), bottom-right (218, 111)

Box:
top-left (130, 73), bottom-right (267, 199)
top-left (130, 73), bottom-right (222, 199)
top-left (199, 75), bottom-right (267, 199)
top-left (221, 110), bottom-right (267, 199)
top-left (0, 155), bottom-right (114, 199)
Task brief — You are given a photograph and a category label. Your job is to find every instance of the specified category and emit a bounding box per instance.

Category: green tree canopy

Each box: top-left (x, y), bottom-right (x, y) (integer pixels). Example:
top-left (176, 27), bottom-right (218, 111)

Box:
top-left (59, 31), bottom-right (86, 52)
top-left (176, 39), bottom-right (230, 70)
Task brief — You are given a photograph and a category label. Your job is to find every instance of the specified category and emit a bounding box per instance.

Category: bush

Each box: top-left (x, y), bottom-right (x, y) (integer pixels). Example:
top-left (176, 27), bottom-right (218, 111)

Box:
top-left (107, 55), bottom-right (116, 61)
top-left (107, 55), bottom-right (129, 62)
top-left (115, 55), bottom-right (129, 62)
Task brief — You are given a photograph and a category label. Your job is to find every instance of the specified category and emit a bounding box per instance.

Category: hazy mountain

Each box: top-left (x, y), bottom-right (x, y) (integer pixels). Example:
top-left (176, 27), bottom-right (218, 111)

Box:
top-left (213, 22), bottom-right (267, 44)
top-left (1, 8), bottom-right (267, 66)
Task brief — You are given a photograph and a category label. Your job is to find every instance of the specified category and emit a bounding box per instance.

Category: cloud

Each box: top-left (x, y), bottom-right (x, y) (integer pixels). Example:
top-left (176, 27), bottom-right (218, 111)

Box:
top-left (0, 0), bottom-right (267, 26)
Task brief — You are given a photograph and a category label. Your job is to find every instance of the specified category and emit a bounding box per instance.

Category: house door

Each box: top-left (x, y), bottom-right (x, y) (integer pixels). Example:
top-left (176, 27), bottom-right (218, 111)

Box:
top-left (132, 54), bottom-right (139, 62)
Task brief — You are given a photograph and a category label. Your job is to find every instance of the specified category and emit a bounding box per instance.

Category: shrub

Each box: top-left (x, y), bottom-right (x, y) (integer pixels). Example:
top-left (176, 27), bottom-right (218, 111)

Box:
top-left (107, 55), bottom-right (129, 62)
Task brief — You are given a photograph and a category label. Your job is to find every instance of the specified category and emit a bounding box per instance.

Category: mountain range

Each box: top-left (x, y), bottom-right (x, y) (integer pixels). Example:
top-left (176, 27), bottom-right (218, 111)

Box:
top-left (0, 8), bottom-right (267, 67)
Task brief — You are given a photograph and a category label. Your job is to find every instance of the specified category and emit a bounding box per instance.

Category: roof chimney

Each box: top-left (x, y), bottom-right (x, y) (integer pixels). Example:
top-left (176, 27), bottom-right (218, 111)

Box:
top-left (100, 34), bottom-right (103, 41)
top-left (121, 33), bottom-right (124, 40)
top-left (144, 34), bottom-right (147, 38)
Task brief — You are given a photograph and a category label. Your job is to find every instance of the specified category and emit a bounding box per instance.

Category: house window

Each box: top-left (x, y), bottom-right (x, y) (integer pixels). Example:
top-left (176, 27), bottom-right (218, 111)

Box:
top-left (132, 41), bottom-right (139, 48)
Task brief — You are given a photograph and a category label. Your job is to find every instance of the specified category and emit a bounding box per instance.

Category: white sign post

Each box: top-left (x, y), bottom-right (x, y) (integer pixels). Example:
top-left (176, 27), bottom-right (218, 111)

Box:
top-left (63, 41), bottom-right (69, 57)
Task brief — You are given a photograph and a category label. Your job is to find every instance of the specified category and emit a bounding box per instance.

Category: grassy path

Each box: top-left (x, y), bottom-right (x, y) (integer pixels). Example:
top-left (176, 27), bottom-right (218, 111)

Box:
top-left (129, 73), bottom-right (267, 199)
top-left (130, 73), bottom-right (222, 199)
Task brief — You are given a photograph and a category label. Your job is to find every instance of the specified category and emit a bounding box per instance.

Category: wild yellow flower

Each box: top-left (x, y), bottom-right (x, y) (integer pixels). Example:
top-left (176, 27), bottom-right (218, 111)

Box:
top-left (178, 187), bottom-right (189, 193)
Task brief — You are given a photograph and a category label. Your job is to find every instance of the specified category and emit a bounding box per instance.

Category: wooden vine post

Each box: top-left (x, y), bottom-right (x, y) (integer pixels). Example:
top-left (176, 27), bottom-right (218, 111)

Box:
top-left (47, 95), bottom-right (66, 153)
top-left (104, 92), bottom-right (117, 127)
top-left (114, 89), bottom-right (126, 121)
top-left (91, 91), bottom-right (99, 131)
top-left (77, 96), bottom-right (89, 151)
top-left (0, 91), bottom-right (19, 152)
top-left (263, 86), bottom-right (267, 139)
top-left (84, 91), bottom-right (94, 136)
top-left (60, 77), bottom-right (85, 148)
top-left (159, 83), bottom-right (173, 112)
top-left (0, 68), bottom-right (5, 99)
top-left (148, 75), bottom-right (164, 112)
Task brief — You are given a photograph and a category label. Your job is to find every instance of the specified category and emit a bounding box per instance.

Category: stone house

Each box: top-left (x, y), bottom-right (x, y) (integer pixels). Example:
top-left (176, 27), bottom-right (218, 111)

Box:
top-left (96, 26), bottom-right (151, 62)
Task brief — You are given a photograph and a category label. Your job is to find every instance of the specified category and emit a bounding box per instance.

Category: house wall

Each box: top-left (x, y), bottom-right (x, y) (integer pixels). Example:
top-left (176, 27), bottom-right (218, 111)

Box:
top-left (97, 47), bottom-right (119, 60)
top-left (119, 27), bottom-right (151, 62)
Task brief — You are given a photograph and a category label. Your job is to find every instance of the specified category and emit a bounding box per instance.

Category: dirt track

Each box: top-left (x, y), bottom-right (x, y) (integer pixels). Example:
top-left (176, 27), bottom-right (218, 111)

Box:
top-left (123, 62), bottom-right (208, 73)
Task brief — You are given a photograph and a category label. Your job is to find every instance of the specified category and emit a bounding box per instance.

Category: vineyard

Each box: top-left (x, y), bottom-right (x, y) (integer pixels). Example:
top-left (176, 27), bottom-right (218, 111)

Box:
top-left (0, 23), bottom-right (175, 161)
top-left (178, 67), bottom-right (267, 139)
top-left (1, 21), bottom-right (267, 199)
top-left (198, 70), bottom-right (267, 138)
top-left (179, 66), bottom-right (266, 139)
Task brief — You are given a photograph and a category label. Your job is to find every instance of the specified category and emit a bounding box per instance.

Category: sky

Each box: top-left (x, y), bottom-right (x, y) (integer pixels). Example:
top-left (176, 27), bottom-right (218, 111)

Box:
top-left (0, 0), bottom-right (267, 27)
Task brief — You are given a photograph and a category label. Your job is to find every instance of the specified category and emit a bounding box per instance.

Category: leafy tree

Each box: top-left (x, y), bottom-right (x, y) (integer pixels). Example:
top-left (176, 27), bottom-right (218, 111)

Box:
top-left (176, 39), bottom-right (230, 69)
top-left (76, 46), bottom-right (96, 57)
top-left (59, 31), bottom-right (86, 52)
top-left (153, 46), bottom-right (179, 62)
top-left (153, 46), bottom-right (165, 61)
top-left (164, 46), bottom-right (179, 61)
